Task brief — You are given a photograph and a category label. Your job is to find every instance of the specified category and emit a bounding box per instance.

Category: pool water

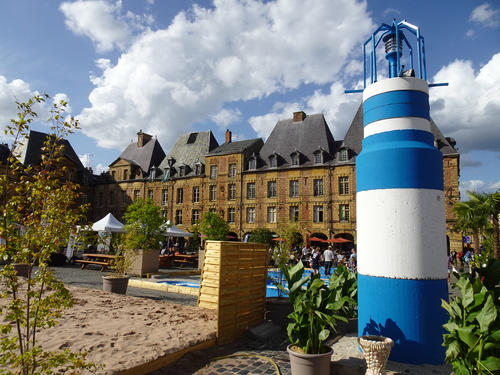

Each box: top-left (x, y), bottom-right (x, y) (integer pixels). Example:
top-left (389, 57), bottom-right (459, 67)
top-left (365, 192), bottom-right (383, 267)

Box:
top-left (157, 267), bottom-right (333, 298)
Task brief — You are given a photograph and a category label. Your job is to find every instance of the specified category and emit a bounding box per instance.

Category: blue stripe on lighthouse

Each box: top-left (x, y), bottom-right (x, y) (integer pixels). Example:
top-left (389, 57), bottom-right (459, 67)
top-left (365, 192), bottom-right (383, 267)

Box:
top-left (363, 90), bottom-right (430, 126)
top-left (358, 274), bottom-right (448, 365)
top-left (356, 130), bottom-right (444, 192)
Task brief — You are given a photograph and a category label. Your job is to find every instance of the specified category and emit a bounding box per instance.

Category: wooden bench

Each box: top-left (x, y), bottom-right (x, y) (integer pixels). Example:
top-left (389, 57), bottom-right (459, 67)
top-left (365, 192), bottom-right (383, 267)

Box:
top-left (174, 259), bottom-right (190, 267)
top-left (74, 260), bottom-right (110, 272)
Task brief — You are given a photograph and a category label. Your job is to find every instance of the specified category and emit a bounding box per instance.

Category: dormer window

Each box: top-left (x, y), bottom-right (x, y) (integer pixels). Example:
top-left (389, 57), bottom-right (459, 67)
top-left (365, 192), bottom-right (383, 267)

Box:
top-left (167, 157), bottom-right (175, 167)
top-left (314, 150), bottom-right (323, 164)
top-left (269, 155), bottom-right (277, 168)
top-left (248, 157), bottom-right (257, 170)
top-left (150, 166), bottom-right (157, 181)
top-left (339, 148), bottom-right (348, 162)
top-left (179, 166), bottom-right (186, 177)
top-left (194, 160), bottom-right (203, 176)
top-left (290, 152), bottom-right (300, 166)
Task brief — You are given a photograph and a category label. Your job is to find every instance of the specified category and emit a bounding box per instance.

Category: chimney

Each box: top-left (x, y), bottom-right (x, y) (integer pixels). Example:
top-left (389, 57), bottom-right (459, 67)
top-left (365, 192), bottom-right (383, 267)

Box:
top-left (137, 129), bottom-right (152, 148)
top-left (225, 129), bottom-right (232, 143)
top-left (293, 111), bottom-right (306, 122)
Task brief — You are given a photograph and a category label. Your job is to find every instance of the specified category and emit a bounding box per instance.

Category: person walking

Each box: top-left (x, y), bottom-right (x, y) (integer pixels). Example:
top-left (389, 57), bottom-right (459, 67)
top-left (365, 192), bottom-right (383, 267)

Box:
top-left (323, 246), bottom-right (334, 276)
top-left (348, 248), bottom-right (357, 272)
top-left (311, 247), bottom-right (321, 276)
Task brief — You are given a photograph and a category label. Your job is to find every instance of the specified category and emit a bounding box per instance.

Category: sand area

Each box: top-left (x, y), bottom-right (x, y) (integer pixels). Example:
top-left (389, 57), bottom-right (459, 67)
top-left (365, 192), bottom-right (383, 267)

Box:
top-left (1, 283), bottom-right (217, 374)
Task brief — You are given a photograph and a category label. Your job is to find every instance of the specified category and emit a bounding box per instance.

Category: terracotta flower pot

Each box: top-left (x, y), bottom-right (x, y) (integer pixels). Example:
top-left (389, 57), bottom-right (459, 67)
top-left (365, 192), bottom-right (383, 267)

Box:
top-left (287, 344), bottom-right (333, 375)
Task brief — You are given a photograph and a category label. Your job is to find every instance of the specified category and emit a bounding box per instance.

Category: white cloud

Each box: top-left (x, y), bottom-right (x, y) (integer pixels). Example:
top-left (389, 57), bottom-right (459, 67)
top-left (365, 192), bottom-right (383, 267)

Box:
top-left (76, 0), bottom-right (375, 151)
top-left (429, 53), bottom-right (500, 155)
top-left (59, 0), bottom-right (151, 53)
top-left (470, 3), bottom-right (500, 28)
top-left (211, 108), bottom-right (242, 130)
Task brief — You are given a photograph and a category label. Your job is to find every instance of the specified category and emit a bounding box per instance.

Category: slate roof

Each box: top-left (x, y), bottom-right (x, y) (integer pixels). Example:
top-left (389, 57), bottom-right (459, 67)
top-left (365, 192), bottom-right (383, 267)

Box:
top-left (113, 136), bottom-right (165, 174)
top-left (157, 130), bottom-right (219, 180)
top-left (207, 138), bottom-right (264, 157)
top-left (16, 130), bottom-right (85, 170)
top-left (333, 103), bottom-right (459, 166)
top-left (257, 113), bottom-right (340, 170)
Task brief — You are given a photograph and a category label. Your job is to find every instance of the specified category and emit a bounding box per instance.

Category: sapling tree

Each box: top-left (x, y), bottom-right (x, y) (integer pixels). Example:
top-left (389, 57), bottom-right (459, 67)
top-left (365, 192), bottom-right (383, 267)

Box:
top-left (0, 94), bottom-right (100, 374)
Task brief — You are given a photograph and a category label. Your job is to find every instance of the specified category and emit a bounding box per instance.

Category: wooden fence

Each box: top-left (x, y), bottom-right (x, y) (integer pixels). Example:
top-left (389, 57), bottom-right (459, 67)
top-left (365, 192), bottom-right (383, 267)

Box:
top-left (198, 240), bottom-right (268, 345)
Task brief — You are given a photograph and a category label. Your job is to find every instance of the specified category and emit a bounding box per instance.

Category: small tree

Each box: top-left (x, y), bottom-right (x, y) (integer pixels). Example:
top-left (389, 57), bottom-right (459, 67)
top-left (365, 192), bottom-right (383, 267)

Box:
top-left (121, 198), bottom-right (164, 250)
top-left (248, 228), bottom-right (274, 247)
top-left (198, 212), bottom-right (229, 240)
top-left (0, 95), bottom-right (100, 374)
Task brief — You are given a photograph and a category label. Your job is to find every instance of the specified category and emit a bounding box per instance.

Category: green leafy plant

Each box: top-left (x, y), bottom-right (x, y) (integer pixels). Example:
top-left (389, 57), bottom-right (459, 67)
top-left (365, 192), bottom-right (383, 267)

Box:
top-left (198, 212), bottom-right (229, 240)
top-left (280, 261), bottom-right (352, 354)
top-left (122, 198), bottom-right (164, 250)
top-left (0, 95), bottom-right (101, 374)
top-left (329, 264), bottom-right (358, 318)
top-left (441, 259), bottom-right (500, 374)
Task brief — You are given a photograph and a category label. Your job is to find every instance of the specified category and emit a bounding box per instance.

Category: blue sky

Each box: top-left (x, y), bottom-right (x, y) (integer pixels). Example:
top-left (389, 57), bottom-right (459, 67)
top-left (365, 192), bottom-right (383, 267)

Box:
top-left (0, 0), bottom-right (499, 197)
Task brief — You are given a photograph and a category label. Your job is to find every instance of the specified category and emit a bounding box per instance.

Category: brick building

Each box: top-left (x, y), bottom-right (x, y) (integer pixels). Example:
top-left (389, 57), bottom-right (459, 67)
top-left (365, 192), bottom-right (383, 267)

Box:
top-left (91, 108), bottom-right (461, 251)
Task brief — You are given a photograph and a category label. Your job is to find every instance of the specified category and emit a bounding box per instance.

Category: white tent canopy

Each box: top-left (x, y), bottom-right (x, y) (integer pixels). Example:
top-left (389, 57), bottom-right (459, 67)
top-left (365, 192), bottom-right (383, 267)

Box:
top-left (91, 213), bottom-right (126, 233)
top-left (164, 224), bottom-right (193, 238)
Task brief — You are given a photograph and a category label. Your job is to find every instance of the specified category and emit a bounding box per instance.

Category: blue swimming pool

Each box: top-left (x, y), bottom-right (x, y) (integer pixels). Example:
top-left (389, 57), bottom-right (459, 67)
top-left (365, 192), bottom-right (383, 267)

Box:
top-left (157, 267), bottom-right (333, 298)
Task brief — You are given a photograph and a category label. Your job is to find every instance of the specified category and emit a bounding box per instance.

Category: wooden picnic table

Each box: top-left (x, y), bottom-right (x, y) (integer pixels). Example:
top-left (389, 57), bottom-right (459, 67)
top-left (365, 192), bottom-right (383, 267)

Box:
top-left (74, 253), bottom-right (117, 272)
top-left (159, 254), bottom-right (174, 268)
top-left (174, 254), bottom-right (198, 268)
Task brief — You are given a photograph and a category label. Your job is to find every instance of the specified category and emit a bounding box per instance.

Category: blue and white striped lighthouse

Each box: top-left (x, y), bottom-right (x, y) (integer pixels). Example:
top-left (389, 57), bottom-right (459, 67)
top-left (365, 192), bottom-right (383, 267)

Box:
top-left (355, 21), bottom-right (449, 364)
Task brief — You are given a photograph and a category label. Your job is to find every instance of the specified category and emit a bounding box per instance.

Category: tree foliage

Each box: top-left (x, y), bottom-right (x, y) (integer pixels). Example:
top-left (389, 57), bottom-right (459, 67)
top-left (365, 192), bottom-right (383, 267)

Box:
top-left (454, 190), bottom-right (500, 260)
top-left (198, 212), bottom-right (229, 241)
top-left (121, 198), bottom-right (164, 250)
top-left (0, 95), bottom-right (100, 374)
top-left (248, 228), bottom-right (273, 247)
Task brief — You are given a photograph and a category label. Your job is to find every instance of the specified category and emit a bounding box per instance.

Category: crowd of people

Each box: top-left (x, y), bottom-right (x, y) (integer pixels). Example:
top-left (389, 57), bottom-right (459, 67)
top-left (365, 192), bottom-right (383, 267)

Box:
top-left (270, 245), bottom-right (357, 276)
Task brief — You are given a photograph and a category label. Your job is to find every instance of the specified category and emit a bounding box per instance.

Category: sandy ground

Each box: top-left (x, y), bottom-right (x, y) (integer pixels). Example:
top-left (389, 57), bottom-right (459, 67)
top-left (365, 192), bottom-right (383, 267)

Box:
top-left (1, 284), bottom-right (217, 374)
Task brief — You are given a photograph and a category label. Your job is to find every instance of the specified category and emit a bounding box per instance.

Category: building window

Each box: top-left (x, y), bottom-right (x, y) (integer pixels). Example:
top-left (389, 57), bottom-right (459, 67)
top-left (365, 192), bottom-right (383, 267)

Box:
top-left (121, 191), bottom-right (127, 204)
top-left (134, 189), bottom-right (141, 201)
top-left (81, 193), bottom-right (88, 205)
top-left (209, 208), bottom-right (217, 213)
top-left (148, 189), bottom-right (154, 200)
top-left (228, 208), bottom-right (236, 223)
top-left (109, 191), bottom-right (114, 205)
top-left (179, 166), bottom-right (186, 177)
top-left (110, 171), bottom-right (115, 180)
top-left (313, 179), bottom-right (324, 196)
top-left (176, 188), bottom-right (183, 204)
top-left (313, 205), bottom-right (324, 223)
top-left (267, 206), bottom-right (276, 223)
top-left (246, 207), bottom-right (255, 223)
top-left (291, 153), bottom-right (299, 166)
top-left (228, 184), bottom-right (236, 200)
top-left (314, 151), bottom-right (323, 164)
top-left (83, 175), bottom-right (88, 185)
top-left (194, 164), bottom-right (202, 176)
top-left (340, 204), bottom-right (350, 222)
top-left (289, 206), bottom-right (299, 221)
top-left (175, 210), bottom-right (183, 225)
top-left (192, 209), bottom-right (200, 224)
top-left (228, 163), bottom-right (237, 177)
top-left (210, 185), bottom-right (217, 201)
top-left (193, 186), bottom-right (200, 203)
top-left (289, 180), bottom-right (299, 197)
top-left (162, 189), bottom-right (168, 205)
top-left (339, 149), bottom-right (348, 162)
top-left (210, 165), bottom-right (218, 179)
top-left (267, 181), bottom-right (277, 198)
top-left (248, 158), bottom-right (256, 170)
top-left (269, 155), bottom-right (277, 168)
top-left (247, 182), bottom-right (256, 199)
top-left (339, 176), bottom-right (349, 195)
top-left (123, 169), bottom-right (128, 180)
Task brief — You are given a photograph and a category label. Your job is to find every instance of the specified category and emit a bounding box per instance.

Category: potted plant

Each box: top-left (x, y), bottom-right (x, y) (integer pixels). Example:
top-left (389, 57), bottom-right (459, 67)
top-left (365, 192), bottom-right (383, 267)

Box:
top-left (121, 198), bottom-right (164, 276)
top-left (102, 247), bottom-right (131, 294)
top-left (280, 260), bottom-right (353, 375)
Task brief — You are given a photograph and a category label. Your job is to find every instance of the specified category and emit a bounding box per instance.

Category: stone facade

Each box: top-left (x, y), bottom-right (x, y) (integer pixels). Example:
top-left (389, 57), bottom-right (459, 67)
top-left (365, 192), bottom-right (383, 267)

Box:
top-left (90, 111), bottom-right (461, 250)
